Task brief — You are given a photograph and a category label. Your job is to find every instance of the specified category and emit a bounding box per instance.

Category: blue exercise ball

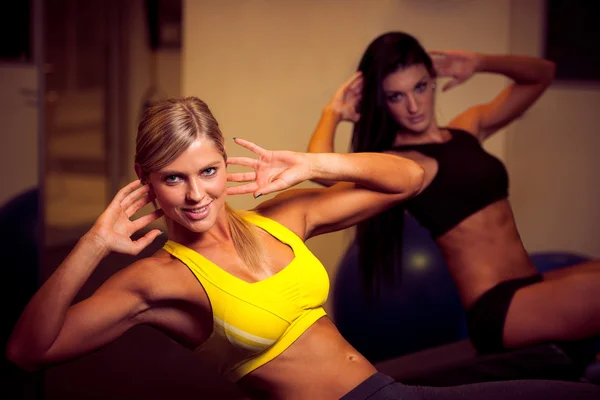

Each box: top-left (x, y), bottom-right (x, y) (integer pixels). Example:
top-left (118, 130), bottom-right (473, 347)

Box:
top-left (530, 252), bottom-right (590, 273)
top-left (332, 212), bottom-right (467, 363)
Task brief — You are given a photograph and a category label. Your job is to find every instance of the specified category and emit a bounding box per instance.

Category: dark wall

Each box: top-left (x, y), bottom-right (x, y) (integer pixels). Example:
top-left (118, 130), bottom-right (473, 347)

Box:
top-left (545, 1), bottom-right (600, 81)
top-left (0, 189), bottom-right (43, 400)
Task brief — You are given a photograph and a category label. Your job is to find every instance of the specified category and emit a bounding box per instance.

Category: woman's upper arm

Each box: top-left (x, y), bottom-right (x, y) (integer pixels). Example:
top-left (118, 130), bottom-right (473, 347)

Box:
top-left (257, 180), bottom-right (421, 241)
top-left (41, 261), bottom-right (155, 365)
top-left (304, 182), bottom-right (418, 238)
top-left (449, 81), bottom-right (552, 141)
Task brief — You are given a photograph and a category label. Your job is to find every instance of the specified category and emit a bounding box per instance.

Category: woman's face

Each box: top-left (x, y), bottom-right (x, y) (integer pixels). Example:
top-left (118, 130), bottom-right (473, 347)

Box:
top-left (147, 137), bottom-right (228, 233)
top-left (382, 63), bottom-right (436, 133)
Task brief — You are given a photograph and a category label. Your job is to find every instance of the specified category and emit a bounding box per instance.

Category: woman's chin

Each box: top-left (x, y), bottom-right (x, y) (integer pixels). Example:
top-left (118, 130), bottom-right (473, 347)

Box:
top-left (405, 119), bottom-right (432, 134)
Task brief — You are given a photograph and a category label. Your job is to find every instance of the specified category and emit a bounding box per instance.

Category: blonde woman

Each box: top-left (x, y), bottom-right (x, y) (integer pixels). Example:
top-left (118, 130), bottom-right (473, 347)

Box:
top-left (8, 98), bottom-right (600, 399)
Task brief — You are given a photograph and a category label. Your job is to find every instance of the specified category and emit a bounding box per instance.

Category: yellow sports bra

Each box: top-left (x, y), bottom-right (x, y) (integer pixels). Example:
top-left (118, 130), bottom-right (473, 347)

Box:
top-left (162, 211), bottom-right (329, 381)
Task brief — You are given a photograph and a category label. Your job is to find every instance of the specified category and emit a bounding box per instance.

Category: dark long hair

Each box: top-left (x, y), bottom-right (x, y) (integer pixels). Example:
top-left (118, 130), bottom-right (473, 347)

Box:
top-left (353, 32), bottom-right (435, 296)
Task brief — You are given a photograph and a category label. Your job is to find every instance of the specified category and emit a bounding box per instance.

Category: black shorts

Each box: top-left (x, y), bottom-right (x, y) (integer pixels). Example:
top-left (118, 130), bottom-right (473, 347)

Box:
top-left (467, 275), bottom-right (543, 354)
top-left (340, 372), bottom-right (600, 400)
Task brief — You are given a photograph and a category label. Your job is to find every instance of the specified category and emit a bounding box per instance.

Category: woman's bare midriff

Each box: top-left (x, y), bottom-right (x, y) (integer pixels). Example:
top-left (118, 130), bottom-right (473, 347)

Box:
top-left (237, 316), bottom-right (377, 400)
top-left (435, 199), bottom-right (538, 308)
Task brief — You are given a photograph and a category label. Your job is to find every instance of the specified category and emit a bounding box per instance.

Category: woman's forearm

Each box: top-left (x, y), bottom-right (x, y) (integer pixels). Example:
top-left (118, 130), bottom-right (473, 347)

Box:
top-left (307, 107), bottom-right (343, 154)
top-left (306, 152), bottom-right (424, 195)
top-left (476, 54), bottom-right (556, 84)
top-left (7, 233), bottom-right (109, 365)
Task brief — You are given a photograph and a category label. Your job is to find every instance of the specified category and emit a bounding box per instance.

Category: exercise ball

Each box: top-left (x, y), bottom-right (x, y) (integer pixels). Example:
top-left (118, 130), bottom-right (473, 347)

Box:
top-left (530, 252), bottom-right (590, 273)
top-left (332, 212), bottom-right (467, 363)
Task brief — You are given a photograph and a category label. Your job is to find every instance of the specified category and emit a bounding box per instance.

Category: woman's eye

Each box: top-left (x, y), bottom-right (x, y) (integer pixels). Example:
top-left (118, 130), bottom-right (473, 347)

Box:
top-left (203, 167), bottom-right (217, 176)
top-left (416, 82), bottom-right (427, 92)
top-left (388, 93), bottom-right (403, 102)
top-left (165, 175), bottom-right (182, 184)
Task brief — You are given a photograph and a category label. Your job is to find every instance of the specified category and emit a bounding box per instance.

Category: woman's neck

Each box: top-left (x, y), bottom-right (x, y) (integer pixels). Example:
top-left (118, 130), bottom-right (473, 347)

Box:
top-left (166, 211), bottom-right (232, 249)
top-left (393, 122), bottom-right (449, 146)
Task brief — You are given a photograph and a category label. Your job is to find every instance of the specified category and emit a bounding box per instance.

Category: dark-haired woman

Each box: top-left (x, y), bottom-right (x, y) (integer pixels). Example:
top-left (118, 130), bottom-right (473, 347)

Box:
top-left (308, 31), bottom-right (600, 357)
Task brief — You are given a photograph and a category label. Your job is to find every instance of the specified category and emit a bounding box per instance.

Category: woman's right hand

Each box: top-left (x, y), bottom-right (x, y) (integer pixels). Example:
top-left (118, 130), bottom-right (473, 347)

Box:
top-left (429, 50), bottom-right (481, 91)
top-left (87, 180), bottom-right (164, 256)
top-left (325, 71), bottom-right (363, 123)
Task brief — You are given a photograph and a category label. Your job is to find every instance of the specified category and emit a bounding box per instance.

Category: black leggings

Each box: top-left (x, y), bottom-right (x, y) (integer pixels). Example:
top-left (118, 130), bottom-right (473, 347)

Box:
top-left (341, 372), bottom-right (600, 400)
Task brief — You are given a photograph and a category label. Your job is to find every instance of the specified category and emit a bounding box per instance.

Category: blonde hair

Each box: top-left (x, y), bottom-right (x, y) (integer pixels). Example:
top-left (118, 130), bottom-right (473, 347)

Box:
top-left (135, 97), bottom-right (265, 270)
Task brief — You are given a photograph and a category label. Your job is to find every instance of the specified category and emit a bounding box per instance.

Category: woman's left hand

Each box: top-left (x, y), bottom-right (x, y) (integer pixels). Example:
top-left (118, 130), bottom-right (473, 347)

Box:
top-left (430, 50), bottom-right (481, 91)
top-left (226, 138), bottom-right (310, 198)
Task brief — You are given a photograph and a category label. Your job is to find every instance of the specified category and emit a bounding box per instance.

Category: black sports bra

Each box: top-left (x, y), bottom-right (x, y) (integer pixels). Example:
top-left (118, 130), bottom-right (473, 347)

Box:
top-left (391, 128), bottom-right (509, 237)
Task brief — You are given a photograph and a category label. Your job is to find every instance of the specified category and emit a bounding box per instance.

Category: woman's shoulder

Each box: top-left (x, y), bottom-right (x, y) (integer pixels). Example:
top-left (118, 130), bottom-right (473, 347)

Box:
top-left (126, 248), bottom-right (177, 273)
top-left (116, 249), bottom-right (199, 300)
top-left (249, 196), bottom-right (310, 240)
top-left (114, 250), bottom-right (212, 334)
top-left (447, 109), bottom-right (481, 139)
top-left (445, 126), bottom-right (478, 138)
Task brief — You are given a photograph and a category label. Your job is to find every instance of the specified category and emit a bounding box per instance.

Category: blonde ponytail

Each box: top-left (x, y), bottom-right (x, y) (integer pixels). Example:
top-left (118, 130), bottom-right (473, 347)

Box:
top-left (224, 204), bottom-right (265, 271)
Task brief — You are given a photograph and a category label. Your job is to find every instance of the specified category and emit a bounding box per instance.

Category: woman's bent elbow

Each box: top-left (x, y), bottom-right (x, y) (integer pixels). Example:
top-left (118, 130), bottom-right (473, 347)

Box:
top-left (406, 163), bottom-right (425, 196)
top-left (6, 340), bottom-right (44, 372)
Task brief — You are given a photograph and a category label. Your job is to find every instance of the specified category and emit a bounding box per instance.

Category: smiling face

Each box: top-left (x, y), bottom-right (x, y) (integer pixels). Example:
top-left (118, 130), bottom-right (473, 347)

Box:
top-left (146, 138), bottom-right (228, 233)
top-left (134, 97), bottom-right (230, 235)
top-left (382, 63), bottom-right (436, 134)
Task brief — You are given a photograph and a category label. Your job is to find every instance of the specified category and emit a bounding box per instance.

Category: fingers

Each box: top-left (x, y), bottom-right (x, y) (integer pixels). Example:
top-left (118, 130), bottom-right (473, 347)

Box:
top-left (125, 191), bottom-right (156, 217)
top-left (130, 229), bottom-right (163, 255)
top-left (349, 79), bottom-right (363, 95)
top-left (226, 156), bottom-right (258, 168)
top-left (110, 180), bottom-right (142, 208)
top-left (431, 60), bottom-right (447, 75)
top-left (428, 50), bottom-right (448, 58)
top-left (343, 71), bottom-right (363, 89)
top-left (336, 71), bottom-right (363, 97)
top-left (131, 209), bottom-right (164, 232)
top-left (255, 178), bottom-right (289, 197)
top-left (232, 138), bottom-right (267, 156)
top-left (347, 82), bottom-right (363, 106)
top-left (350, 83), bottom-right (363, 96)
top-left (442, 78), bottom-right (461, 92)
top-left (227, 171), bottom-right (257, 183)
top-left (121, 183), bottom-right (151, 211)
top-left (227, 178), bottom-right (289, 197)
top-left (227, 182), bottom-right (259, 196)
top-left (430, 52), bottom-right (452, 74)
